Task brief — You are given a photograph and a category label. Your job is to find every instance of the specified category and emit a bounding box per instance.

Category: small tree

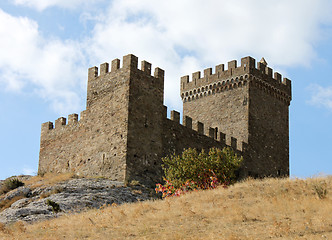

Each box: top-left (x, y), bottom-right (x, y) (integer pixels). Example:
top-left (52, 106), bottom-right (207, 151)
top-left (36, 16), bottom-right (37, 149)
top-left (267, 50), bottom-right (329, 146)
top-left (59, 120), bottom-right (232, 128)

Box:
top-left (0, 178), bottom-right (25, 195)
top-left (156, 147), bottom-right (242, 198)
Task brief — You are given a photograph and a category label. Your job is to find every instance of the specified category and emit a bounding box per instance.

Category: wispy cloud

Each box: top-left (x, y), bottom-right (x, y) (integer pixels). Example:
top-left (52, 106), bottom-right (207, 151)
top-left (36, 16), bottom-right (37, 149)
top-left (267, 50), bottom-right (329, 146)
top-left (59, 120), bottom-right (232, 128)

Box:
top-left (308, 84), bottom-right (332, 111)
top-left (22, 166), bottom-right (36, 176)
top-left (12, 0), bottom-right (105, 11)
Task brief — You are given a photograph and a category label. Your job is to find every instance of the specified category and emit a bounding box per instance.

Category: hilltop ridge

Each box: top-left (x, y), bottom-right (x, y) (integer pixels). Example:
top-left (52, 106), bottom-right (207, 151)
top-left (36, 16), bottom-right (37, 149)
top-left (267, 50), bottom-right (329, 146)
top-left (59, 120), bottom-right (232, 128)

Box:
top-left (0, 175), bottom-right (331, 239)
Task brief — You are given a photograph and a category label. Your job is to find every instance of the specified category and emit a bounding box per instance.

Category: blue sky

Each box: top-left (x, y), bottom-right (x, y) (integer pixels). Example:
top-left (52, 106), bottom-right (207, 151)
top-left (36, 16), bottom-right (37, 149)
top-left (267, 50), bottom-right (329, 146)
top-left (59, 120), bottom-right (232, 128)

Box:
top-left (0, 0), bottom-right (331, 180)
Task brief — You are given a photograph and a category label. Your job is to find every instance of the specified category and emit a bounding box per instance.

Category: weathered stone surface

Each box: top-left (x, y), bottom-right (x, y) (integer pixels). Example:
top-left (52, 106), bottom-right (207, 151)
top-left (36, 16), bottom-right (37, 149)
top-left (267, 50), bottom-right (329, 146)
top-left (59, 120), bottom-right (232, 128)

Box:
top-left (10, 198), bottom-right (31, 209)
top-left (0, 178), bottom-right (156, 224)
top-left (2, 186), bottom-right (31, 201)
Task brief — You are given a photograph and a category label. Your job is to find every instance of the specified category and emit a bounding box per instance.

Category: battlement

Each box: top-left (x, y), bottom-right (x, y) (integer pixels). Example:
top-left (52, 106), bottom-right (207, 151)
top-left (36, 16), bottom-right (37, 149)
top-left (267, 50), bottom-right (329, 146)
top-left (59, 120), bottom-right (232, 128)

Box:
top-left (41, 111), bottom-right (87, 137)
top-left (164, 107), bottom-right (246, 152)
top-left (88, 54), bottom-right (164, 81)
top-left (87, 54), bottom-right (165, 109)
top-left (180, 56), bottom-right (291, 104)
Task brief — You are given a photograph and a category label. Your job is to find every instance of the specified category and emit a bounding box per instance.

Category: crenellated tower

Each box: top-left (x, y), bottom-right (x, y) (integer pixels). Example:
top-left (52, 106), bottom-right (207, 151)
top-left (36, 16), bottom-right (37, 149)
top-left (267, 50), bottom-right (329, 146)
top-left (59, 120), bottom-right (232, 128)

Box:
top-left (181, 57), bottom-right (291, 177)
top-left (39, 54), bottom-right (165, 183)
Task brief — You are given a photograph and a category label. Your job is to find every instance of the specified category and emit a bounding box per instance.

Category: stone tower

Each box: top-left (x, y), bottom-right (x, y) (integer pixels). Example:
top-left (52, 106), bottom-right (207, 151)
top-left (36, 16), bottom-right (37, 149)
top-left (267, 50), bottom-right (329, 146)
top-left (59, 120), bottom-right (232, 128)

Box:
top-left (181, 57), bottom-right (291, 177)
top-left (39, 54), bottom-right (165, 182)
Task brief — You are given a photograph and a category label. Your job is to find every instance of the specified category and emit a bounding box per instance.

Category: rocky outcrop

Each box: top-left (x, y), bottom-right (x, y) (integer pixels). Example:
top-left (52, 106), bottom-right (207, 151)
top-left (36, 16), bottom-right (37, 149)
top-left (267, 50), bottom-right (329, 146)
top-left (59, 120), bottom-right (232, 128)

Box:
top-left (0, 178), bottom-right (156, 224)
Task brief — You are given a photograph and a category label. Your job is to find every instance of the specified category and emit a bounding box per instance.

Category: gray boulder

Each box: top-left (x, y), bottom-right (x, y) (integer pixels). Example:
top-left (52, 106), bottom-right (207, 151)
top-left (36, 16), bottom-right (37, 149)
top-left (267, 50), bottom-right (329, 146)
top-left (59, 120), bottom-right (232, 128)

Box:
top-left (0, 178), bottom-right (156, 224)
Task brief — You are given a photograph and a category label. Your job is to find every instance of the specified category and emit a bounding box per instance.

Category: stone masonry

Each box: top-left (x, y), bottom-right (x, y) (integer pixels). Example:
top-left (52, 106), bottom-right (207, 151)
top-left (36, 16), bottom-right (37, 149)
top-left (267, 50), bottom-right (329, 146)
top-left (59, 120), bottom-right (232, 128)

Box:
top-left (39, 54), bottom-right (291, 184)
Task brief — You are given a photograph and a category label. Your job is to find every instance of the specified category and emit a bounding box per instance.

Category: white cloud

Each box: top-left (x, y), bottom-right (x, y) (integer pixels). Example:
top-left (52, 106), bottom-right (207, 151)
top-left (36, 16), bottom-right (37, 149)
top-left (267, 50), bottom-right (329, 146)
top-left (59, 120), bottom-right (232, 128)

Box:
top-left (1, 0), bottom-right (332, 114)
top-left (13, 0), bottom-right (105, 11)
top-left (86, 0), bottom-right (332, 110)
top-left (22, 166), bottom-right (36, 176)
top-left (0, 9), bottom-right (85, 114)
top-left (308, 85), bottom-right (332, 111)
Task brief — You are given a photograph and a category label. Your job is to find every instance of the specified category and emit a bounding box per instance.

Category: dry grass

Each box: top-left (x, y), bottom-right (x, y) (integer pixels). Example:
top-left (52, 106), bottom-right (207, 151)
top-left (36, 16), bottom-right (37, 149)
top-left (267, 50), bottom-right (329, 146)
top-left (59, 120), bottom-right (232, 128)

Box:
top-left (0, 176), bottom-right (331, 240)
top-left (23, 173), bottom-right (75, 189)
top-left (0, 195), bottom-right (26, 211)
top-left (0, 178), bottom-right (25, 195)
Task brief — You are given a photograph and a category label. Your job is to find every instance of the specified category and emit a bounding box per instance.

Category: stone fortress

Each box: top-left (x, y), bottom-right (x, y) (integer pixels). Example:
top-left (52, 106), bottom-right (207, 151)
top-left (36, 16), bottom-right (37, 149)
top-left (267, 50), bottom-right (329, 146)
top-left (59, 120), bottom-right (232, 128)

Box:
top-left (39, 54), bottom-right (291, 184)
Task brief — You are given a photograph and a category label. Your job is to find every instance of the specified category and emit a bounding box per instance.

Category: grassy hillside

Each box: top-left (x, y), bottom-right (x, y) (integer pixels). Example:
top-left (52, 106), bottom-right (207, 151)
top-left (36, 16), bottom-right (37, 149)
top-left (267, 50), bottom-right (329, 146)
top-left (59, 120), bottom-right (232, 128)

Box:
top-left (0, 176), bottom-right (331, 239)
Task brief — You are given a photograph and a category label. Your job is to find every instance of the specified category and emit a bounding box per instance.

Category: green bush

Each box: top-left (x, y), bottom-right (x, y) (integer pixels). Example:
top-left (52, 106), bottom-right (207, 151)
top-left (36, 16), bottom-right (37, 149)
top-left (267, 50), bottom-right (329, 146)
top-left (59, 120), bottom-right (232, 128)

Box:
top-left (156, 147), bottom-right (243, 198)
top-left (45, 199), bottom-right (61, 213)
top-left (0, 178), bottom-right (25, 195)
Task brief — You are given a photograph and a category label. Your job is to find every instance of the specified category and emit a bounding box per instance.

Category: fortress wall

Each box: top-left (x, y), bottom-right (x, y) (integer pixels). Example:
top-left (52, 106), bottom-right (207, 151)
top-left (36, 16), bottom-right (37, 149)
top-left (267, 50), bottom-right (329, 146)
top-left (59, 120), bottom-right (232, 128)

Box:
top-left (162, 109), bottom-right (244, 164)
top-left (180, 57), bottom-right (291, 178)
top-left (125, 56), bottom-right (166, 183)
top-left (182, 82), bottom-right (250, 147)
top-left (38, 54), bottom-right (291, 182)
top-left (39, 59), bottom-right (136, 181)
top-left (246, 79), bottom-right (290, 177)
top-left (39, 112), bottom-right (127, 180)
top-left (180, 57), bottom-right (253, 147)
top-left (180, 57), bottom-right (253, 93)
top-left (162, 118), bottom-right (225, 156)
